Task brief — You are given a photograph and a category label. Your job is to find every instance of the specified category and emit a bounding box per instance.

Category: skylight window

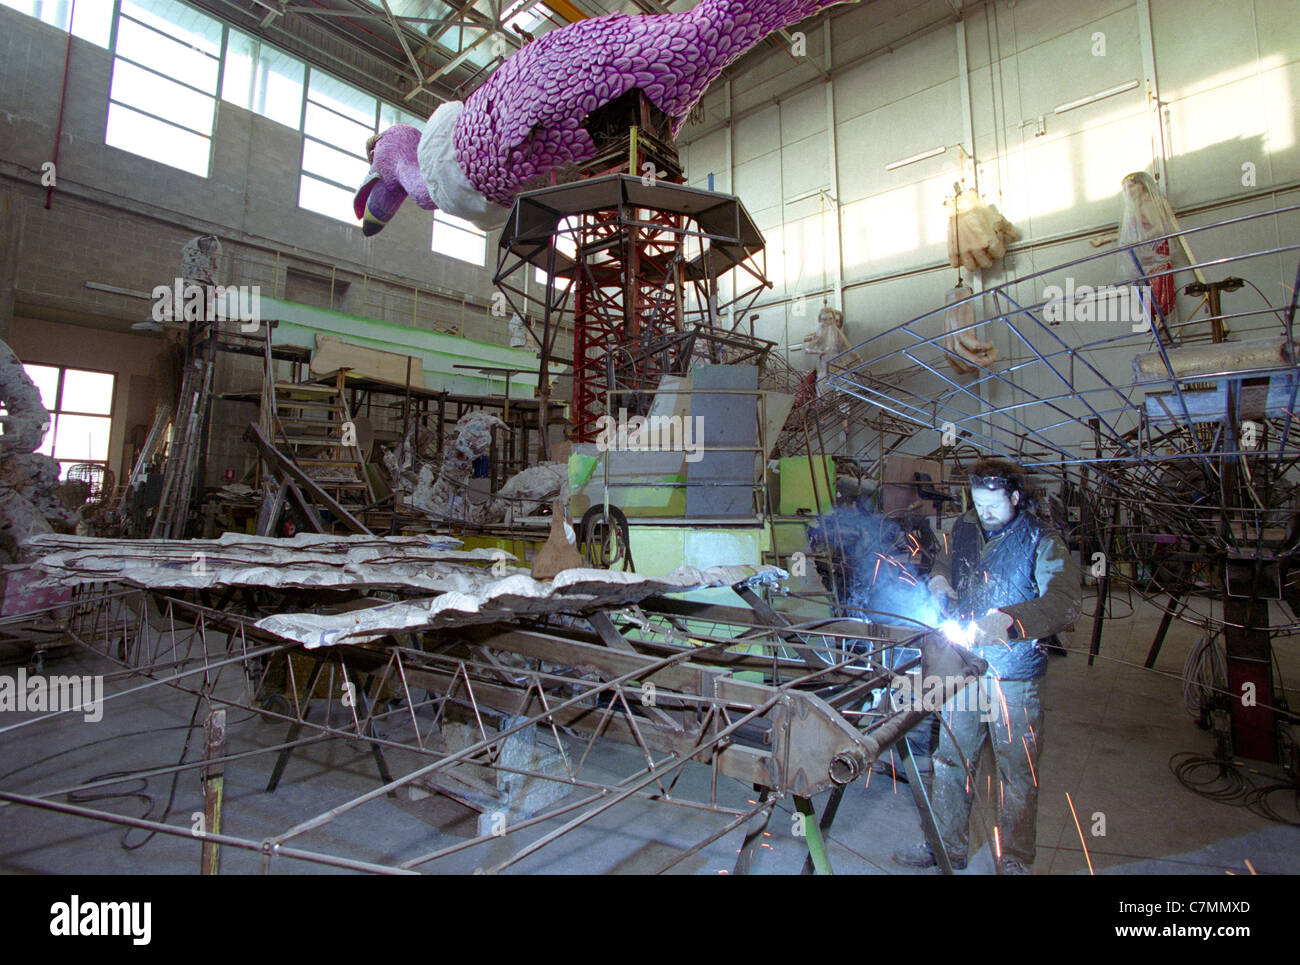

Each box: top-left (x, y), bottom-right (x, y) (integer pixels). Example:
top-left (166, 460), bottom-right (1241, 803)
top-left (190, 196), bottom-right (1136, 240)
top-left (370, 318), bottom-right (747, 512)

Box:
top-left (299, 69), bottom-right (378, 223)
top-left (433, 211), bottom-right (487, 266)
top-left (105, 0), bottom-right (222, 177)
top-left (222, 30), bottom-right (307, 130)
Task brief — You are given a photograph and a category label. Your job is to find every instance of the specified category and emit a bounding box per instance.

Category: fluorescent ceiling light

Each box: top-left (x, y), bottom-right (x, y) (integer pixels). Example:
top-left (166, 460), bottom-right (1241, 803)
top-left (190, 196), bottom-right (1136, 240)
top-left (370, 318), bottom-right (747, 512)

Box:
top-left (1054, 80), bottom-right (1140, 114)
top-left (885, 146), bottom-right (946, 171)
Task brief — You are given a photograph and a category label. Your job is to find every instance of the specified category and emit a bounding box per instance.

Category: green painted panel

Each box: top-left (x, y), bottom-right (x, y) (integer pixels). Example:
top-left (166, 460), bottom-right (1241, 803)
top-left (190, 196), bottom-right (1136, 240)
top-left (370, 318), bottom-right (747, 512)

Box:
top-left (262, 296), bottom-right (540, 395)
top-left (778, 455), bottom-right (835, 515)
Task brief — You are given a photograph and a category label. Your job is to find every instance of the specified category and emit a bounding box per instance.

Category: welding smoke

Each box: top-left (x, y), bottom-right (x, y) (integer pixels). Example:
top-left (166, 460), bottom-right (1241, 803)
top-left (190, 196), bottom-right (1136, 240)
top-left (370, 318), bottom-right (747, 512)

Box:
top-left (810, 508), bottom-right (943, 631)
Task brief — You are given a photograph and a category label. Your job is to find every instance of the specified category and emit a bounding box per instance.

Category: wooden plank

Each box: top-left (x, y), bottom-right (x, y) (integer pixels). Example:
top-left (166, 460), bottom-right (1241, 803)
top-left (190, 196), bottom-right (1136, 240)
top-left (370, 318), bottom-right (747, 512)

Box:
top-left (245, 422), bottom-right (371, 535)
top-left (311, 334), bottom-right (426, 389)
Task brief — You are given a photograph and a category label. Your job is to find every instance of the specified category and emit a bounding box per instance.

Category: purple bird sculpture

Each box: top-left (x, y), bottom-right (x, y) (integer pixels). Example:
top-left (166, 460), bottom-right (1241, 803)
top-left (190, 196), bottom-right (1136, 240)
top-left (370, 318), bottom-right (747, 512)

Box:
top-left (355, 0), bottom-right (852, 235)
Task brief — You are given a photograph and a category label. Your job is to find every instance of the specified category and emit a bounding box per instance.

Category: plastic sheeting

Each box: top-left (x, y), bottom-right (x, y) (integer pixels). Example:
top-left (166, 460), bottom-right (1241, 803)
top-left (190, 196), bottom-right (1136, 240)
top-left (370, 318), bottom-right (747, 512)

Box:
top-left (945, 189), bottom-right (1019, 272)
top-left (1117, 171), bottom-right (1178, 316)
top-left (942, 284), bottom-right (997, 375)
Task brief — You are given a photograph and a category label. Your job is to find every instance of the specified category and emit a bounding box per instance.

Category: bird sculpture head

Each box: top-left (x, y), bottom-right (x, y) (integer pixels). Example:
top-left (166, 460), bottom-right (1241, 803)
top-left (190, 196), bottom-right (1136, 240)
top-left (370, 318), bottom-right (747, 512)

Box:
top-left (354, 124), bottom-right (433, 236)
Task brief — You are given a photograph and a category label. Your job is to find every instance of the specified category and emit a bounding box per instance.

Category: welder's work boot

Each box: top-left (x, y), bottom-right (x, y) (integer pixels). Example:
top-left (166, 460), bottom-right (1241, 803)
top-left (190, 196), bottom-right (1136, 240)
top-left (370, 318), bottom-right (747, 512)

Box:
top-left (999, 856), bottom-right (1032, 875)
top-left (891, 842), bottom-right (967, 870)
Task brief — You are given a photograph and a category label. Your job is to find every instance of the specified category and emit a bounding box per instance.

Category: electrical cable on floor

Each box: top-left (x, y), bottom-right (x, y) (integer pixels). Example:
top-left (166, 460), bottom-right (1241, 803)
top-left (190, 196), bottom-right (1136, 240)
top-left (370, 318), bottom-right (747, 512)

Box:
top-left (1182, 630), bottom-right (1227, 720)
top-left (1168, 751), bottom-right (1300, 827)
top-left (66, 692), bottom-right (204, 851)
top-left (0, 699), bottom-right (258, 851)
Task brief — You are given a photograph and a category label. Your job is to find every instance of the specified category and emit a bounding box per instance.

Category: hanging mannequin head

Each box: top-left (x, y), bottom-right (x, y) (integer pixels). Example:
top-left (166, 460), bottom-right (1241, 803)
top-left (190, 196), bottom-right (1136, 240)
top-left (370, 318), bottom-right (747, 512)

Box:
top-left (1119, 172), bottom-right (1177, 243)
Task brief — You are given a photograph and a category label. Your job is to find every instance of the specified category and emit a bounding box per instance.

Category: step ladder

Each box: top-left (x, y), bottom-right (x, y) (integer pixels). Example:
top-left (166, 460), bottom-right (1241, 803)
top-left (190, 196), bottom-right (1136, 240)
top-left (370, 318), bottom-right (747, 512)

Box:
top-left (269, 369), bottom-right (374, 509)
top-left (151, 344), bottom-right (216, 538)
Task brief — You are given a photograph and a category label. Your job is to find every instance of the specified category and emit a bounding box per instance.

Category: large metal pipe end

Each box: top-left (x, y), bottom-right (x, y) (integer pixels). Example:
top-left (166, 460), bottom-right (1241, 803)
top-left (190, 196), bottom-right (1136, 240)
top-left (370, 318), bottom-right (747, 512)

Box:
top-left (830, 749), bottom-right (867, 785)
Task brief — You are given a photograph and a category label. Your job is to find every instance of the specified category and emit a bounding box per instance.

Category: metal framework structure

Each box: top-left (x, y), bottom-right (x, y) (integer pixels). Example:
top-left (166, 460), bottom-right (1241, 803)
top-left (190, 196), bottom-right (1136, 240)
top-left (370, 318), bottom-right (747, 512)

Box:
top-left (493, 174), bottom-right (773, 442)
top-left (0, 578), bottom-right (992, 875)
top-left (827, 202), bottom-right (1300, 761)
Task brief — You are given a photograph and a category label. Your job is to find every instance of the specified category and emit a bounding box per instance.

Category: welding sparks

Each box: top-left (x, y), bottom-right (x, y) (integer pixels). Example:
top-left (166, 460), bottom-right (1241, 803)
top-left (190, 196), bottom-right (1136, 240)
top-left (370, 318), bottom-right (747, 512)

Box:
top-left (993, 825), bottom-right (1002, 862)
top-left (1065, 791), bottom-right (1094, 874)
top-left (992, 680), bottom-right (1012, 742)
top-left (1022, 735), bottom-right (1038, 787)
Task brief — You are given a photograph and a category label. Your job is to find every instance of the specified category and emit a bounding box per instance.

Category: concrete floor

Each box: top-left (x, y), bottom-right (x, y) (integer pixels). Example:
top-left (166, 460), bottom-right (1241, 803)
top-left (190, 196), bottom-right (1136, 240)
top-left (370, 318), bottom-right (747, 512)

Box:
top-left (1, 588), bottom-right (1297, 875)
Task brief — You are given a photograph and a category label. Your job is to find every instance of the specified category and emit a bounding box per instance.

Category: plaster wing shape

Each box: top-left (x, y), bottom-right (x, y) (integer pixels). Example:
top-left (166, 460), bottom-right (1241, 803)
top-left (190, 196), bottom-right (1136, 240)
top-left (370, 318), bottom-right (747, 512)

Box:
top-left (256, 564), bottom-right (788, 648)
top-left (26, 532), bottom-right (512, 593)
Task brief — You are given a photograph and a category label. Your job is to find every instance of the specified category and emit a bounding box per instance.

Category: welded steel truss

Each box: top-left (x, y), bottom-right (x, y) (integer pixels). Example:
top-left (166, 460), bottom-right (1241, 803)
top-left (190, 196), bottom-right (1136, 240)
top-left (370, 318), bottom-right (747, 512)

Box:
top-left (492, 175), bottom-right (772, 441)
top-left (0, 583), bottom-right (984, 875)
top-left (827, 204), bottom-right (1300, 627)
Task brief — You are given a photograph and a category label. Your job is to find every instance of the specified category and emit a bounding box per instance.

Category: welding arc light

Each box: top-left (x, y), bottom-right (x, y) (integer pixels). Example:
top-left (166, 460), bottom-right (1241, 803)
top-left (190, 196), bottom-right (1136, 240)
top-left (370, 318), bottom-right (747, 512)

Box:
top-left (940, 619), bottom-right (977, 648)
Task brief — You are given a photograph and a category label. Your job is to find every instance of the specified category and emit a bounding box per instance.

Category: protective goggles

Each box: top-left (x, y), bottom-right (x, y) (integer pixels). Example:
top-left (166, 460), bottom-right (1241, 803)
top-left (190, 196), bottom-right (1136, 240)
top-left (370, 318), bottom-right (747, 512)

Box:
top-left (968, 474), bottom-right (1020, 493)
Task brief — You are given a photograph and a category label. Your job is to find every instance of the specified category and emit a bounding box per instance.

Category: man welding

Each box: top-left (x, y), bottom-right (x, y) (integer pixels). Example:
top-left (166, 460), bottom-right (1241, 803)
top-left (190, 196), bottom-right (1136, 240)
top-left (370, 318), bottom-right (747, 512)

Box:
top-left (893, 458), bottom-right (1081, 874)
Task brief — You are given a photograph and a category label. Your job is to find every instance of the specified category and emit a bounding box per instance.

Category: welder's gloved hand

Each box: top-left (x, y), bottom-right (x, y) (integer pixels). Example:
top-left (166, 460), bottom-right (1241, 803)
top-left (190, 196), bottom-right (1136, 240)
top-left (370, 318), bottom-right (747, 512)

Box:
top-left (972, 608), bottom-right (1014, 648)
top-left (945, 189), bottom-right (1021, 272)
top-left (929, 574), bottom-right (958, 614)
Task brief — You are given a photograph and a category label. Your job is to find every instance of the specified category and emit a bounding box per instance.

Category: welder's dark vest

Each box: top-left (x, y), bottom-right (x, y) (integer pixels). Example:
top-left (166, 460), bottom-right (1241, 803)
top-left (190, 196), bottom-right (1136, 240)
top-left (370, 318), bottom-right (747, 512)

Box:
top-left (951, 509), bottom-right (1048, 680)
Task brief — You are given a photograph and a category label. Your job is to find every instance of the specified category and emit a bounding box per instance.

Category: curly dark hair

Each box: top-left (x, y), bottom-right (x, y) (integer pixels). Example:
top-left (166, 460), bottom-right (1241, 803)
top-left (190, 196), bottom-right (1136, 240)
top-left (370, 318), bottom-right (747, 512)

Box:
top-left (968, 457), bottom-right (1038, 512)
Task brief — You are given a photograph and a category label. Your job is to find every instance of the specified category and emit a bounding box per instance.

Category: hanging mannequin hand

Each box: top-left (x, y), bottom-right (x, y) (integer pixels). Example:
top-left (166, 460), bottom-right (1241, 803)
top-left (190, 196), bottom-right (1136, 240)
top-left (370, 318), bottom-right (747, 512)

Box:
top-left (943, 284), bottom-right (998, 374)
top-left (946, 189), bottom-right (1021, 272)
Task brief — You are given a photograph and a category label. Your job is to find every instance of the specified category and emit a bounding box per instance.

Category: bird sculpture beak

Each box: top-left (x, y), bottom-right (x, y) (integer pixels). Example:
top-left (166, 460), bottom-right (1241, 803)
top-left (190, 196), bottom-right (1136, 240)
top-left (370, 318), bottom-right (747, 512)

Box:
top-left (354, 169), bottom-right (393, 236)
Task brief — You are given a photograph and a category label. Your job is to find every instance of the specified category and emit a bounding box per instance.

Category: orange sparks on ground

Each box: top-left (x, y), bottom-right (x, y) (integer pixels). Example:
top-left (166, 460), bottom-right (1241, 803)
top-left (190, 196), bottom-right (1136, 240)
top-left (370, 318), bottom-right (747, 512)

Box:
top-left (873, 558), bottom-right (881, 583)
top-left (1065, 791), bottom-right (1094, 874)
top-left (1022, 735), bottom-right (1038, 787)
top-left (993, 826), bottom-right (1002, 862)
top-left (1244, 859), bottom-right (1257, 875)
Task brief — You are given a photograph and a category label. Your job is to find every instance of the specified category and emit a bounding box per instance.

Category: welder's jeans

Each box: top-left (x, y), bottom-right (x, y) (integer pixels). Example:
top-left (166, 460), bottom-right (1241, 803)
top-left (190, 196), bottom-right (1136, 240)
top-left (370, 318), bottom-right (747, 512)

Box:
top-left (931, 676), bottom-right (1044, 866)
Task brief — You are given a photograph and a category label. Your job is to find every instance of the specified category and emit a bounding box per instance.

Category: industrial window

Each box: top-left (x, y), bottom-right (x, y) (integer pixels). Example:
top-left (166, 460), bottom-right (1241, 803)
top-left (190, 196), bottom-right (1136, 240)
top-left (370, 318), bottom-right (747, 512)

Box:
top-left (10, 364), bottom-right (116, 480)
top-left (0, 0), bottom-right (112, 47)
top-left (222, 29), bottom-right (306, 131)
top-left (535, 218), bottom-right (577, 285)
top-left (380, 103), bottom-right (425, 130)
top-left (433, 211), bottom-right (487, 267)
top-left (299, 70), bottom-right (378, 223)
top-left (105, 0), bottom-right (222, 178)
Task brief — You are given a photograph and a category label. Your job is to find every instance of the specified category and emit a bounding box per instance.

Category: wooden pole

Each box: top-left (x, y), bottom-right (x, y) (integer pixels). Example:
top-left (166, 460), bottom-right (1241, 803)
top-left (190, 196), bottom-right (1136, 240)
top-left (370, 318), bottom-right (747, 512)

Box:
top-left (200, 708), bottom-right (226, 875)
